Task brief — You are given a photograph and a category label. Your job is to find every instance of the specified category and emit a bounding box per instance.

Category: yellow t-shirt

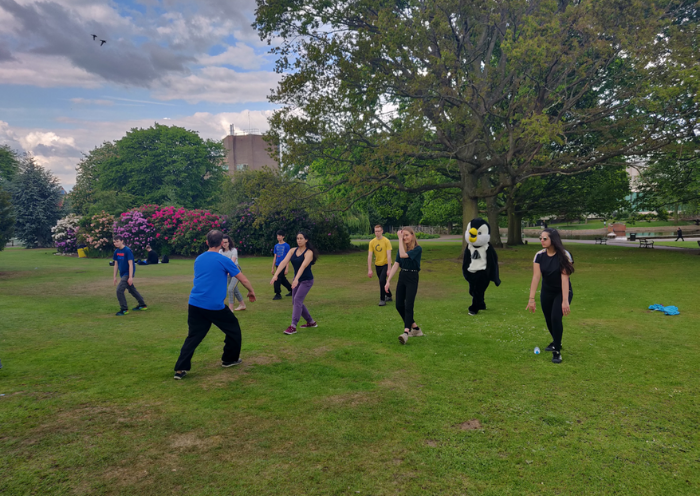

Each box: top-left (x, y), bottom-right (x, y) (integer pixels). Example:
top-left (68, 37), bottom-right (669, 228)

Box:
top-left (369, 237), bottom-right (392, 266)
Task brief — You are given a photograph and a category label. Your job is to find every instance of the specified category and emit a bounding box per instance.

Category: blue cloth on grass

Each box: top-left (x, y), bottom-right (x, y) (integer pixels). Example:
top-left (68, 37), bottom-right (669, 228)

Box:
top-left (648, 304), bottom-right (680, 316)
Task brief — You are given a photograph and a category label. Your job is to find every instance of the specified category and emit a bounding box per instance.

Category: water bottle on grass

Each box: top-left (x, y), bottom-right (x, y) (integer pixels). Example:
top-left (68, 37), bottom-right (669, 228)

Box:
top-left (534, 347), bottom-right (540, 355)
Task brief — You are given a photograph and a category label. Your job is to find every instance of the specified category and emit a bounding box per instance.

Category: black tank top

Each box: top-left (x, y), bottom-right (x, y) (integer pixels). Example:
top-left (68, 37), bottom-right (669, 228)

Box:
top-left (290, 248), bottom-right (314, 282)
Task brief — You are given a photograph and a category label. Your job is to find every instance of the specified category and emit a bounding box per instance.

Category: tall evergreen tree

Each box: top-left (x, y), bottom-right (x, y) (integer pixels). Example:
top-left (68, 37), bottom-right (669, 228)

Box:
top-left (0, 189), bottom-right (14, 251)
top-left (11, 157), bottom-right (63, 248)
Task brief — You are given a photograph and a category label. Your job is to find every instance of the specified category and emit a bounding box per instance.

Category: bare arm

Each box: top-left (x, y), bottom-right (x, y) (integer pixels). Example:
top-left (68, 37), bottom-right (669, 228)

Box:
top-left (235, 272), bottom-right (257, 302)
top-left (398, 232), bottom-right (409, 258)
top-left (128, 259), bottom-right (134, 285)
top-left (367, 250), bottom-right (373, 277)
top-left (526, 263), bottom-right (542, 312)
top-left (113, 263), bottom-right (118, 285)
top-left (271, 251), bottom-right (294, 281)
top-left (561, 273), bottom-right (571, 316)
top-left (385, 261), bottom-right (400, 291)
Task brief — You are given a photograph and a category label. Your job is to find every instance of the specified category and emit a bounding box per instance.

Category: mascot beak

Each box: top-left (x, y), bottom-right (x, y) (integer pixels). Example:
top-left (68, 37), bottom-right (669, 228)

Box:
top-left (468, 227), bottom-right (478, 243)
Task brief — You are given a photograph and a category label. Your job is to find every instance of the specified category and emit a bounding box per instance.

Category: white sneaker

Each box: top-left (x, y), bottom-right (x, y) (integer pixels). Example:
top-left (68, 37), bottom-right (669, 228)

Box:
top-left (398, 332), bottom-right (409, 345)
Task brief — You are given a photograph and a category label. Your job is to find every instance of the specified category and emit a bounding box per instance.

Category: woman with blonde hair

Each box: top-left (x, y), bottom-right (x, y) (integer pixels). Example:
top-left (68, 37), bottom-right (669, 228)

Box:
top-left (385, 227), bottom-right (423, 345)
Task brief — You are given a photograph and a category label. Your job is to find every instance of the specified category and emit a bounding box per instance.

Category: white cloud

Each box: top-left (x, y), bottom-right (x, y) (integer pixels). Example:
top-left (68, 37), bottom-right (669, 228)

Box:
top-left (0, 53), bottom-right (103, 88)
top-left (70, 98), bottom-right (114, 106)
top-left (199, 44), bottom-right (263, 70)
top-left (0, 110), bottom-right (276, 187)
top-left (154, 67), bottom-right (281, 104)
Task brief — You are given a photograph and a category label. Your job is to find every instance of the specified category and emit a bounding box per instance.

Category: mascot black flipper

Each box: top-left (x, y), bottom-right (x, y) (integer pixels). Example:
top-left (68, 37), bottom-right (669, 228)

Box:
top-left (463, 218), bottom-right (500, 315)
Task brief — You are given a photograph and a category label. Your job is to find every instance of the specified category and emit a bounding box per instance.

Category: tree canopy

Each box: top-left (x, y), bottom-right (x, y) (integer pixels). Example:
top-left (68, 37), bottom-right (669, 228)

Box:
top-left (255, 0), bottom-right (700, 237)
top-left (70, 124), bottom-right (226, 214)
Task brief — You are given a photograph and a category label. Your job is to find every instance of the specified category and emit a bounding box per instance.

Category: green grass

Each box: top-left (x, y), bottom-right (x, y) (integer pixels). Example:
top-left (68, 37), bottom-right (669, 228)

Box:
top-left (550, 220), bottom-right (694, 230)
top-left (1, 245), bottom-right (699, 495)
top-left (654, 241), bottom-right (700, 248)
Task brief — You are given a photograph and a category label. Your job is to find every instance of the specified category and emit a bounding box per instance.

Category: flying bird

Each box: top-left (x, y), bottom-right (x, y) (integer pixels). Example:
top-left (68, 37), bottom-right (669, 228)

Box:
top-left (91, 34), bottom-right (97, 40)
top-left (100, 40), bottom-right (107, 46)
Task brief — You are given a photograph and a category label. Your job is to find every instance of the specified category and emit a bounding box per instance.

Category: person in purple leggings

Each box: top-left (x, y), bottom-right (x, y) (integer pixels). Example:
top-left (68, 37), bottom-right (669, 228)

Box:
top-left (271, 231), bottom-right (319, 334)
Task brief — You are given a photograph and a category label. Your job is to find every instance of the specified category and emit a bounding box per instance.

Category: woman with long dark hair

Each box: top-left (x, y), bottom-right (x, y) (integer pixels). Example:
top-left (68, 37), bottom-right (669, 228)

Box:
top-left (526, 228), bottom-right (574, 363)
top-left (271, 231), bottom-right (319, 334)
top-left (385, 227), bottom-right (423, 345)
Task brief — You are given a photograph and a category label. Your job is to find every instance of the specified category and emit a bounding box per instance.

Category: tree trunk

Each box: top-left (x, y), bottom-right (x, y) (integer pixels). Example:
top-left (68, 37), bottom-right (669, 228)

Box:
top-left (507, 205), bottom-right (524, 245)
top-left (485, 195), bottom-right (503, 248)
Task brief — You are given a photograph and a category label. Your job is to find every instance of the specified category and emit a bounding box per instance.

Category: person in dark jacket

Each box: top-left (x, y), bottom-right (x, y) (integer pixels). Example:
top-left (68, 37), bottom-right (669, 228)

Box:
top-left (385, 227), bottom-right (423, 345)
top-left (136, 245), bottom-right (159, 265)
top-left (675, 227), bottom-right (684, 242)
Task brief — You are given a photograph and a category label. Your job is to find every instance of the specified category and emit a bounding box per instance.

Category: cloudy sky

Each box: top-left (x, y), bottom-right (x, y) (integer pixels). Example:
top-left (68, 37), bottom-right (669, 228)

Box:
top-left (0, 0), bottom-right (281, 188)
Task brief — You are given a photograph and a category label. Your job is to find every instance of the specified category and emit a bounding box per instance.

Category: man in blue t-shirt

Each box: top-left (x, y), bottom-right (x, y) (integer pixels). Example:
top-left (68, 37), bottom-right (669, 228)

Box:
top-left (173, 230), bottom-right (256, 380)
top-left (113, 235), bottom-right (148, 316)
top-left (271, 230), bottom-right (293, 300)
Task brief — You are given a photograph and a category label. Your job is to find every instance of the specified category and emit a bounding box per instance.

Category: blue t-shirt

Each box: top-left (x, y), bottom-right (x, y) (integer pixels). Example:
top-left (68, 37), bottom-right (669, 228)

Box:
top-left (189, 251), bottom-right (241, 310)
top-left (113, 247), bottom-right (135, 277)
top-left (274, 242), bottom-right (290, 266)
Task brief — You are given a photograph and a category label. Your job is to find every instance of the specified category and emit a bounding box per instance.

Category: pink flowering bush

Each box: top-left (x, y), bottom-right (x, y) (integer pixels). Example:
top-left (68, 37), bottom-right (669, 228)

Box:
top-left (113, 210), bottom-right (156, 257)
top-left (78, 211), bottom-right (115, 256)
top-left (170, 209), bottom-right (227, 256)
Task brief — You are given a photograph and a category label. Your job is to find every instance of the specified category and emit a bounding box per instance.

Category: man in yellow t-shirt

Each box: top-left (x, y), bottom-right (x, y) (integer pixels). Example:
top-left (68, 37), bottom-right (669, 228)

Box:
top-left (368, 225), bottom-right (393, 306)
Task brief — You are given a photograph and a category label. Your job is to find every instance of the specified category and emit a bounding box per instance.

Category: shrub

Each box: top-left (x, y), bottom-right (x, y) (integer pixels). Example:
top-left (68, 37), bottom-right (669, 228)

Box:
top-left (113, 210), bottom-right (156, 257)
top-left (229, 205), bottom-right (351, 255)
top-left (52, 214), bottom-right (81, 253)
top-left (78, 211), bottom-right (114, 256)
top-left (170, 209), bottom-right (228, 257)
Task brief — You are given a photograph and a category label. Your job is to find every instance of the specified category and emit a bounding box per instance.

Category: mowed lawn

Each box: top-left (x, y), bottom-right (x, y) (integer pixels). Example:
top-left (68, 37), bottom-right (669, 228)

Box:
top-left (0, 243), bottom-right (698, 495)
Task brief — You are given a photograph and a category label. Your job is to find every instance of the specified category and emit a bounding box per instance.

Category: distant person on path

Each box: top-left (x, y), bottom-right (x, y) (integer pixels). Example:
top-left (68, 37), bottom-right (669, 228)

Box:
top-left (271, 231), bottom-right (318, 335)
top-left (368, 225), bottom-right (393, 306)
top-left (271, 230), bottom-right (293, 300)
top-left (675, 227), bottom-right (684, 242)
top-left (526, 228), bottom-right (574, 364)
top-left (112, 235), bottom-right (148, 316)
top-left (136, 244), bottom-right (159, 265)
top-left (173, 230), bottom-right (256, 380)
top-left (220, 235), bottom-right (246, 311)
top-left (385, 228), bottom-right (423, 345)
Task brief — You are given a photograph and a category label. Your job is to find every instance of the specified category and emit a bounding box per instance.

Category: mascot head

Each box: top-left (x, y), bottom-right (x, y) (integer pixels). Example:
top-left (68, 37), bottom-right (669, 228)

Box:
top-left (465, 218), bottom-right (491, 247)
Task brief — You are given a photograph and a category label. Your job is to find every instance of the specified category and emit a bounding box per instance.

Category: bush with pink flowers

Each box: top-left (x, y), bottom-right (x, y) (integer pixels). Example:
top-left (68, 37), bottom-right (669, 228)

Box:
top-left (170, 209), bottom-right (227, 256)
top-left (77, 211), bottom-right (115, 256)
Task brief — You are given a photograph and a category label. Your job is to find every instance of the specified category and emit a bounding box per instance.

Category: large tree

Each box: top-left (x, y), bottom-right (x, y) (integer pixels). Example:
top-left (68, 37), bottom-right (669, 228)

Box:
top-left (11, 157), bottom-right (63, 248)
top-left (73, 125), bottom-right (227, 212)
top-left (255, 0), bottom-right (700, 242)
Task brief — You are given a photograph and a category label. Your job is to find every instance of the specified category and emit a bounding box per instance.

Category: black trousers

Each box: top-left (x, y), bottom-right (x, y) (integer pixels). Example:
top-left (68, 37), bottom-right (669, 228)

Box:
top-left (675, 235), bottom-right (684, 241)
top-left (174, 304), bottom-right (242, 371)
top-left (395, 271), bottom-right (419, 329)
top-left (540, 290), bottom-right (573, 352)
top-left (466, 270), bottom-right (490, 313)
top-left (375, 264), bottom-right (393, 301)
top-left (274, 265), bottom-right (293, 295)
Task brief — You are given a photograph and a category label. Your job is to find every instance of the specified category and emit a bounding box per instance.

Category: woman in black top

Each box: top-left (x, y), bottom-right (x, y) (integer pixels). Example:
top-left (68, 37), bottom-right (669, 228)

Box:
top-left (385, 227), bottom-right (423, 345)
top-left (526, 228), bottom-right (574, 363)
top-left (271, 231), bottom-right (319, 335)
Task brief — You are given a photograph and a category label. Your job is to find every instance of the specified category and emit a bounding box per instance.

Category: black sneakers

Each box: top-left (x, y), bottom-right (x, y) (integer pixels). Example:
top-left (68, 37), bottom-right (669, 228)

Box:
top-left (115, 310), bottom-right (129, 316)
top-left (222, 359), bottom-right (243, 368)
top-left (545, 343), bottom-right (556, 352)
top-left (386, 296), bottom-right (393, 302)
top-left (174, 371), bottom-right (187, 380)
top-left (131, 304), bottom-right (148, 311)
top-left (286, 291), bottom-right (293, 297)
top-left (273, 294), bottom-right (282, 300)
top-left (552, 352), bottom-right (562, 364)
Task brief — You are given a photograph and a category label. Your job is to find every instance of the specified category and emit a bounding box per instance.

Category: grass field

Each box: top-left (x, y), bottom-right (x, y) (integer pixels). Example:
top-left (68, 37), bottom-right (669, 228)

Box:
top-left (1, 244), bottom-right (699, 495)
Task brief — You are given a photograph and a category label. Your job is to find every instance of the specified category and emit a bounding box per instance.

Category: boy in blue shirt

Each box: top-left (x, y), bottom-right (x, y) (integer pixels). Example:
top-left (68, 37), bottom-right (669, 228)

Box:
top-left (113, 235), bottom-right (148, 316)
top-left (271, 230), bottom-right (293, 300)
top-left (174, 230), bottom-right (256, 380)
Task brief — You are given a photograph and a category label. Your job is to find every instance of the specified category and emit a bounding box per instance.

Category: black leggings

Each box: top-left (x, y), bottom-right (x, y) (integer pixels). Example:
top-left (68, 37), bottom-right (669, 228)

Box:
top-left (540, 290), bottom-right (573, 352)
top-left (395, 271), bottom-right (419, 329)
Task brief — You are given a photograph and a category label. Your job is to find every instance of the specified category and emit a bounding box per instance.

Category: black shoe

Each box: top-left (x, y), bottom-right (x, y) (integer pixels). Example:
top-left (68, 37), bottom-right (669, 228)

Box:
top-left (286, 291), bottom-right (293, 297)
top-left (115, 310), bottom-right (129, 316)
top-left (386, 296), bottom-right (393, 302)
top-left (131, 304), bottom-right (148, 311)
top-left (222, 359), bottom-right (242, 368)
top-left (552, 352), bottom-right (562, 364)
top-left (544, 343), bottom-right (556, 352)
top-left (273, 294), bottom-right (282, 300)
top-left (174, 371), bottom-right (187, 380)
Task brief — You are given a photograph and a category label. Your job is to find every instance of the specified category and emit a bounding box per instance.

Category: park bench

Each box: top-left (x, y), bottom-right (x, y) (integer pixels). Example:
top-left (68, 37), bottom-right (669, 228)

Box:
top-left (639, 239), bottom-right (654, 249)
top-left (594, 237), bottom-right (607, 245)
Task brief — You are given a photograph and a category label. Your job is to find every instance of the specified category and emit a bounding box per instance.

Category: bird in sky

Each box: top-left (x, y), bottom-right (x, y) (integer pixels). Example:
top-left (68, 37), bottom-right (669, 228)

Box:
top-left (91, 34), bottom-right (97, 40)
top-left (100, 40), bottom-right (107, 46)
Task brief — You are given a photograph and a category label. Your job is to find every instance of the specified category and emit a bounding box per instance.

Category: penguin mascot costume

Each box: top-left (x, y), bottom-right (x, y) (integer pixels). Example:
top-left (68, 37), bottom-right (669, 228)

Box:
top-left (462, 218), bottom-right (501, 315)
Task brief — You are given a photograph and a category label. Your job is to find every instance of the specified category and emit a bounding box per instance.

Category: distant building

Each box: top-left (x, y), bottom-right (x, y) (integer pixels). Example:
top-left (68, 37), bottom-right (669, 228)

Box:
top-left (222, 128), bottom-right (278, 176)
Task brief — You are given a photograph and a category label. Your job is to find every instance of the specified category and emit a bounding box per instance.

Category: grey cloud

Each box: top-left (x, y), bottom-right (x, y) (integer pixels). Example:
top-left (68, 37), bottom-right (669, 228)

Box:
top-left (0, 42), bottom-right (15, 61)
top-left (0, 0), bottom-right (192, 86)
top-left (33, 142), bottom-right (82, 158)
